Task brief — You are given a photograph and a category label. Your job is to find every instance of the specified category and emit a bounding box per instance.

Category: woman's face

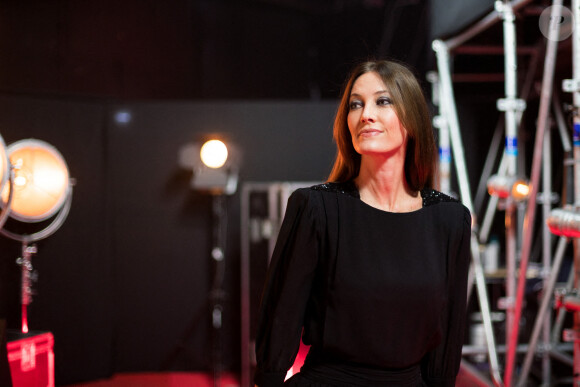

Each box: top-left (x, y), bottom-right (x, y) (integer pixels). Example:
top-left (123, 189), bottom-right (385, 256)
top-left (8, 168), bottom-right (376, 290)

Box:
top-left (347, 71), bottom-right (407, 158)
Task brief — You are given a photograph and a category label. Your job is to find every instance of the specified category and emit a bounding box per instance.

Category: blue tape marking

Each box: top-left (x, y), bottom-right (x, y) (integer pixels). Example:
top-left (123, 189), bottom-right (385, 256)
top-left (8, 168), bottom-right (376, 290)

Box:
top-left (439, 147), bottom-right (451, 162)
top-left (574, 123), bottom-right (580, 146)
top-left (505, 137), bottom-right (518, 156)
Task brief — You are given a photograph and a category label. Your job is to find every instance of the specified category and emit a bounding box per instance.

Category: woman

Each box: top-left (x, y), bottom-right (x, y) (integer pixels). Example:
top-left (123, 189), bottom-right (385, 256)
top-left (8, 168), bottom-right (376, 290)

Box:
top-left (254, 60), bottom-right (471, 387)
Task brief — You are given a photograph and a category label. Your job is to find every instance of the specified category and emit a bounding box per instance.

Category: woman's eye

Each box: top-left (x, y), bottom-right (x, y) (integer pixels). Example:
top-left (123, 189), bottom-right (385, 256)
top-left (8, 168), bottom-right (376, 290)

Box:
top-left (377, 97), bottom-right (392, 106)
top-left (349, 100), bottom-right (362, 110)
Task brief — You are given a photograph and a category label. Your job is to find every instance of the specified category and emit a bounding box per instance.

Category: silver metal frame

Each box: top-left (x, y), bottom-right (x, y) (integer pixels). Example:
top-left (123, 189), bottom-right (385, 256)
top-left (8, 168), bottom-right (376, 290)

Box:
top-left (432, 35), bottom-right (505, 387)
top-left (431, 0), bottom-right (578, 385)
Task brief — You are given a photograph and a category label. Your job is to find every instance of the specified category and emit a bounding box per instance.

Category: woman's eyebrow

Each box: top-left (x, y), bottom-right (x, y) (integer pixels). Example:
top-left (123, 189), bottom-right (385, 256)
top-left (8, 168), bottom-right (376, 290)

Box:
top-left (350, 90), bottom-right (390, 98)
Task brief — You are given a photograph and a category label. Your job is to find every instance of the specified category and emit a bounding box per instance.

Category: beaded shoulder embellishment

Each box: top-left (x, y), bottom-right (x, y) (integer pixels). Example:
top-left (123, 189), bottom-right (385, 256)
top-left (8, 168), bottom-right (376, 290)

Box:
top-left (421, 188), bottom-right (459, 207)
top-left (312, 183), bottom-right (457, 207)
top-left (311, 181), bottom-right (360, 199)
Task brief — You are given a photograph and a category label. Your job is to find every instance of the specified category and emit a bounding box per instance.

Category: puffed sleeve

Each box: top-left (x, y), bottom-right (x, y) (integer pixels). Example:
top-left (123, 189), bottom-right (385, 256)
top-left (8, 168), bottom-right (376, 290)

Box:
top-left (421, 205), bottom-right (471, 386)
top-left (254, 188), bottom-right (323, 387)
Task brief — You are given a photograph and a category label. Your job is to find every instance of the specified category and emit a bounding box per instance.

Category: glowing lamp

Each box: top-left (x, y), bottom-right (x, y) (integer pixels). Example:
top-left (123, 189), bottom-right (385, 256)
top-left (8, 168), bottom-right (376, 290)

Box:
top-left (3, 139), bottom-right (70, 222)
top-left (200, 140), bottom-right (228, 169)
top-left (487, 174), bottom-right (529, 201)
top-left (547, 206), bottom-right (580, 238)
top-left (511, 180), bottom-right (530, 201)
top-left (179, 137), bottom-right (240, 195)
top-left (0, 139), bottom-right (73, 334)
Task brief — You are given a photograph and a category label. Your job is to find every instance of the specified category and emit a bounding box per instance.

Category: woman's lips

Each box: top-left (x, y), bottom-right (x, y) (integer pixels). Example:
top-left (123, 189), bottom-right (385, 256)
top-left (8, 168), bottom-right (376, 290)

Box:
top-left (359, 129), bottom-right (381, 137)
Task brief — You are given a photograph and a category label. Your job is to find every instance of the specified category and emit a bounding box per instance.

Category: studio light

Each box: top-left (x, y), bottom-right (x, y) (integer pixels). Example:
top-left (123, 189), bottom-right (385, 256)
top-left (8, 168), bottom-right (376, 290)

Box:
top-left (200, 139), bottom-right (228, 169)
top-left (0, 138), bottom-right (74, 334)
top-left (179, 138), bottom-right (240, 195)
top-left (487, 174), bottom-right (530, 201)
top-left (2, 139), bottom-right (70, 223)
top-left (178, 136), bottom-right (242, 385)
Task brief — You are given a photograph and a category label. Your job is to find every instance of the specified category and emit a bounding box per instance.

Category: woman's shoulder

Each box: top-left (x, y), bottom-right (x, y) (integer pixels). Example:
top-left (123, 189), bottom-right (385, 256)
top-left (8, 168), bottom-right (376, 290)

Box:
top-left (421, 188), bottom-right (459, 206)
top-left (421, 188), bottom-right (471, 223)
top-left (309, 181), bottom-right (359, 198)
top-left (285, 181), bottom-right (358, 213)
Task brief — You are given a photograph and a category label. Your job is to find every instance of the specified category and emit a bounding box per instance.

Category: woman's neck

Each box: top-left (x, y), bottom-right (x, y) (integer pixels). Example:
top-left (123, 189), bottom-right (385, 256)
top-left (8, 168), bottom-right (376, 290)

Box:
top-left (355, 155), bottom-right (421, 213)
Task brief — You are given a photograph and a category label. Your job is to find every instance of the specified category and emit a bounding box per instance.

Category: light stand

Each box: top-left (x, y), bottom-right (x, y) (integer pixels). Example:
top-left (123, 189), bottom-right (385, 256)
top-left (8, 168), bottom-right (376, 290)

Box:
top-left (0, 139), bottom-right (73, 334)
top-left (179, 138), bottom-right (239, 387)
top-left (210, 193), bottom-right (227, 387)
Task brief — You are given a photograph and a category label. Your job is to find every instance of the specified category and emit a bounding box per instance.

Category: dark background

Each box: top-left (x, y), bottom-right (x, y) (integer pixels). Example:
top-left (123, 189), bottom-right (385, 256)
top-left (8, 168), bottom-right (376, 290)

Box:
top-left (0, 0), bottom-right (571, 385)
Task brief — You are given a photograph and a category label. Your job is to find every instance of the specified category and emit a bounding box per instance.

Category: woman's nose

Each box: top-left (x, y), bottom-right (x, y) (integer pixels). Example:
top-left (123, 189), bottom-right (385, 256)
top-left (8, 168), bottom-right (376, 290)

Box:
top-left (361, 105), bottom-right (376, 123)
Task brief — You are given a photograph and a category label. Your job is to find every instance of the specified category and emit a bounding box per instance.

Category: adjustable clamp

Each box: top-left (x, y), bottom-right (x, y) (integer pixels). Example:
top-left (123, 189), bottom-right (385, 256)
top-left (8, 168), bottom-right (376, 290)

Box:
top-left (497, 98), bottom-right (526, 112)
top-left (563, 79), bottom-right (580, 93)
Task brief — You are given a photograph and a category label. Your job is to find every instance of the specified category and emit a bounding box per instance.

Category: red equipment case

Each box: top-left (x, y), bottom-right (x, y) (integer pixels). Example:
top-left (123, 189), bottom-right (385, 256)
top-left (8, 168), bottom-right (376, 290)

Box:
top-left (7, 331), bottom-right (54, 387)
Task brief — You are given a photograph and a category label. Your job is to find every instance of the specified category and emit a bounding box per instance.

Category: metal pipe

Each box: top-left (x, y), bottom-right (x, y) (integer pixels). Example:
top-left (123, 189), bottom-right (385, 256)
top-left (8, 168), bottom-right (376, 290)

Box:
top-left (567, 0), bottom-right (580, 380)
top-left (475, 119), bottom-right (505, 217)
top-left (517, 237), bottom-right (568, 386)
top-left (479, 42), bottom-right (540, 242)
top-left (550, 349), bottom-right (574, 367)
top-left (505, 2), bottom-right (563, 384)
top-left (443, 0), bottom-right (533, 51)
top-left (494, 3), bottom-right (521, 383)
top-left (541, 124), bottom-right (553, 386)
top-left (480, 153), bottom-right (508, 245)
top-left (463, 342), bottom-right (573, 355)
top-left (433, 37), bottom-right (503, 387)
top-left (553, 264), bottom-right (575, 344)
top-left (498, 1), bottom-right (519, 178)
top-left (428, 71), bottom-right (452, 195)
top-left (552, 92), bottom-right (573, 154)
top-left (505, 198), bottom-right (517, 354)
top-left (471, 234), bottom-right (504, 386)
top-left (432, 40), bottom-right (474, 212)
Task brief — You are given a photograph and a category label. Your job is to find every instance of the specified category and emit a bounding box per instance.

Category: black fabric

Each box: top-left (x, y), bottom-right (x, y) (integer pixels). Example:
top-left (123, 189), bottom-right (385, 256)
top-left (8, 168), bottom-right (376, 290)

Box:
top-left (255, 182), bottom-right (471, 387)
top-left (287, 356), bottom-right (424, 387)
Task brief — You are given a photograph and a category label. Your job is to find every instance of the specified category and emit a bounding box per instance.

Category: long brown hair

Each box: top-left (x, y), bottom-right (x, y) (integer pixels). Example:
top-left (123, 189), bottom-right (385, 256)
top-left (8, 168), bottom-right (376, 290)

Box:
top-left (327, 60), bottom-right (436, 191)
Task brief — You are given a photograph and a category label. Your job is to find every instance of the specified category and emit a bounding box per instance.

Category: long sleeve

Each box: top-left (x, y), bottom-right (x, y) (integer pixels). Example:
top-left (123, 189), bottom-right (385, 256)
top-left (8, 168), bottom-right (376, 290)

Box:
top-left (254, 189), bottom-right (323, 387)
top-left (421, 205), bottom-right (471, 386)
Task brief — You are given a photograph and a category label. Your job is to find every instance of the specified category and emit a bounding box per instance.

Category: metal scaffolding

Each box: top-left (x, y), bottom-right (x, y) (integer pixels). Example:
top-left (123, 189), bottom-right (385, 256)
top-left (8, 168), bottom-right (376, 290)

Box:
top-left (432, 0), bottom-right (578, 385)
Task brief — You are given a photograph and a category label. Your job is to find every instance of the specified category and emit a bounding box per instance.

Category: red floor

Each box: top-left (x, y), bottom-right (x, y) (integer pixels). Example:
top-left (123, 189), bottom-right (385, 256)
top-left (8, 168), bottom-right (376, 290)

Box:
top-left (62, 372), bottom-right (240, 387)
top-left (59, 369), bottom-right (482, 387)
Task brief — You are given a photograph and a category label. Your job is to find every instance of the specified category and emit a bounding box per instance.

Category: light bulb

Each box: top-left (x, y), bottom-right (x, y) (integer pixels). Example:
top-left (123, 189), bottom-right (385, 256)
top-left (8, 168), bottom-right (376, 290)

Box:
top-left (200, 140), bottom-right (228, 169)
top-left (2, 139), bottom-right (70, 222)
top-left (512, 181), bottom-right (530, 201)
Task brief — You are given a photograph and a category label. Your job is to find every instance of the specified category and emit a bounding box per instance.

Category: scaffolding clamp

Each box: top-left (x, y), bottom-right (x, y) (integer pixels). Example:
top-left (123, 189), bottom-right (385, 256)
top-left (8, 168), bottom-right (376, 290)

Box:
top-left (563, 78), bottom-right (580, 93)
top-left (497, 97), bottom-right (526, 112)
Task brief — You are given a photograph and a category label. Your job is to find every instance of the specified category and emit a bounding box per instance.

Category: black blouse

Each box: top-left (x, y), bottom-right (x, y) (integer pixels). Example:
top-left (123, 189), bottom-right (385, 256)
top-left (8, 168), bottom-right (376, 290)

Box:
top-left (255, 182), bottom-right (471, 387)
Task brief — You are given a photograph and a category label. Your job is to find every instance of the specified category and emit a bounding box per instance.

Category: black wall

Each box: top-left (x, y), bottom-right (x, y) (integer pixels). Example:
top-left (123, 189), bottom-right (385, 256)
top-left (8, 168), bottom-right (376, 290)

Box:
top-left (0, 96), bottom-right (337, 385)
top-left (0, 0), bottom-right (430, 100)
